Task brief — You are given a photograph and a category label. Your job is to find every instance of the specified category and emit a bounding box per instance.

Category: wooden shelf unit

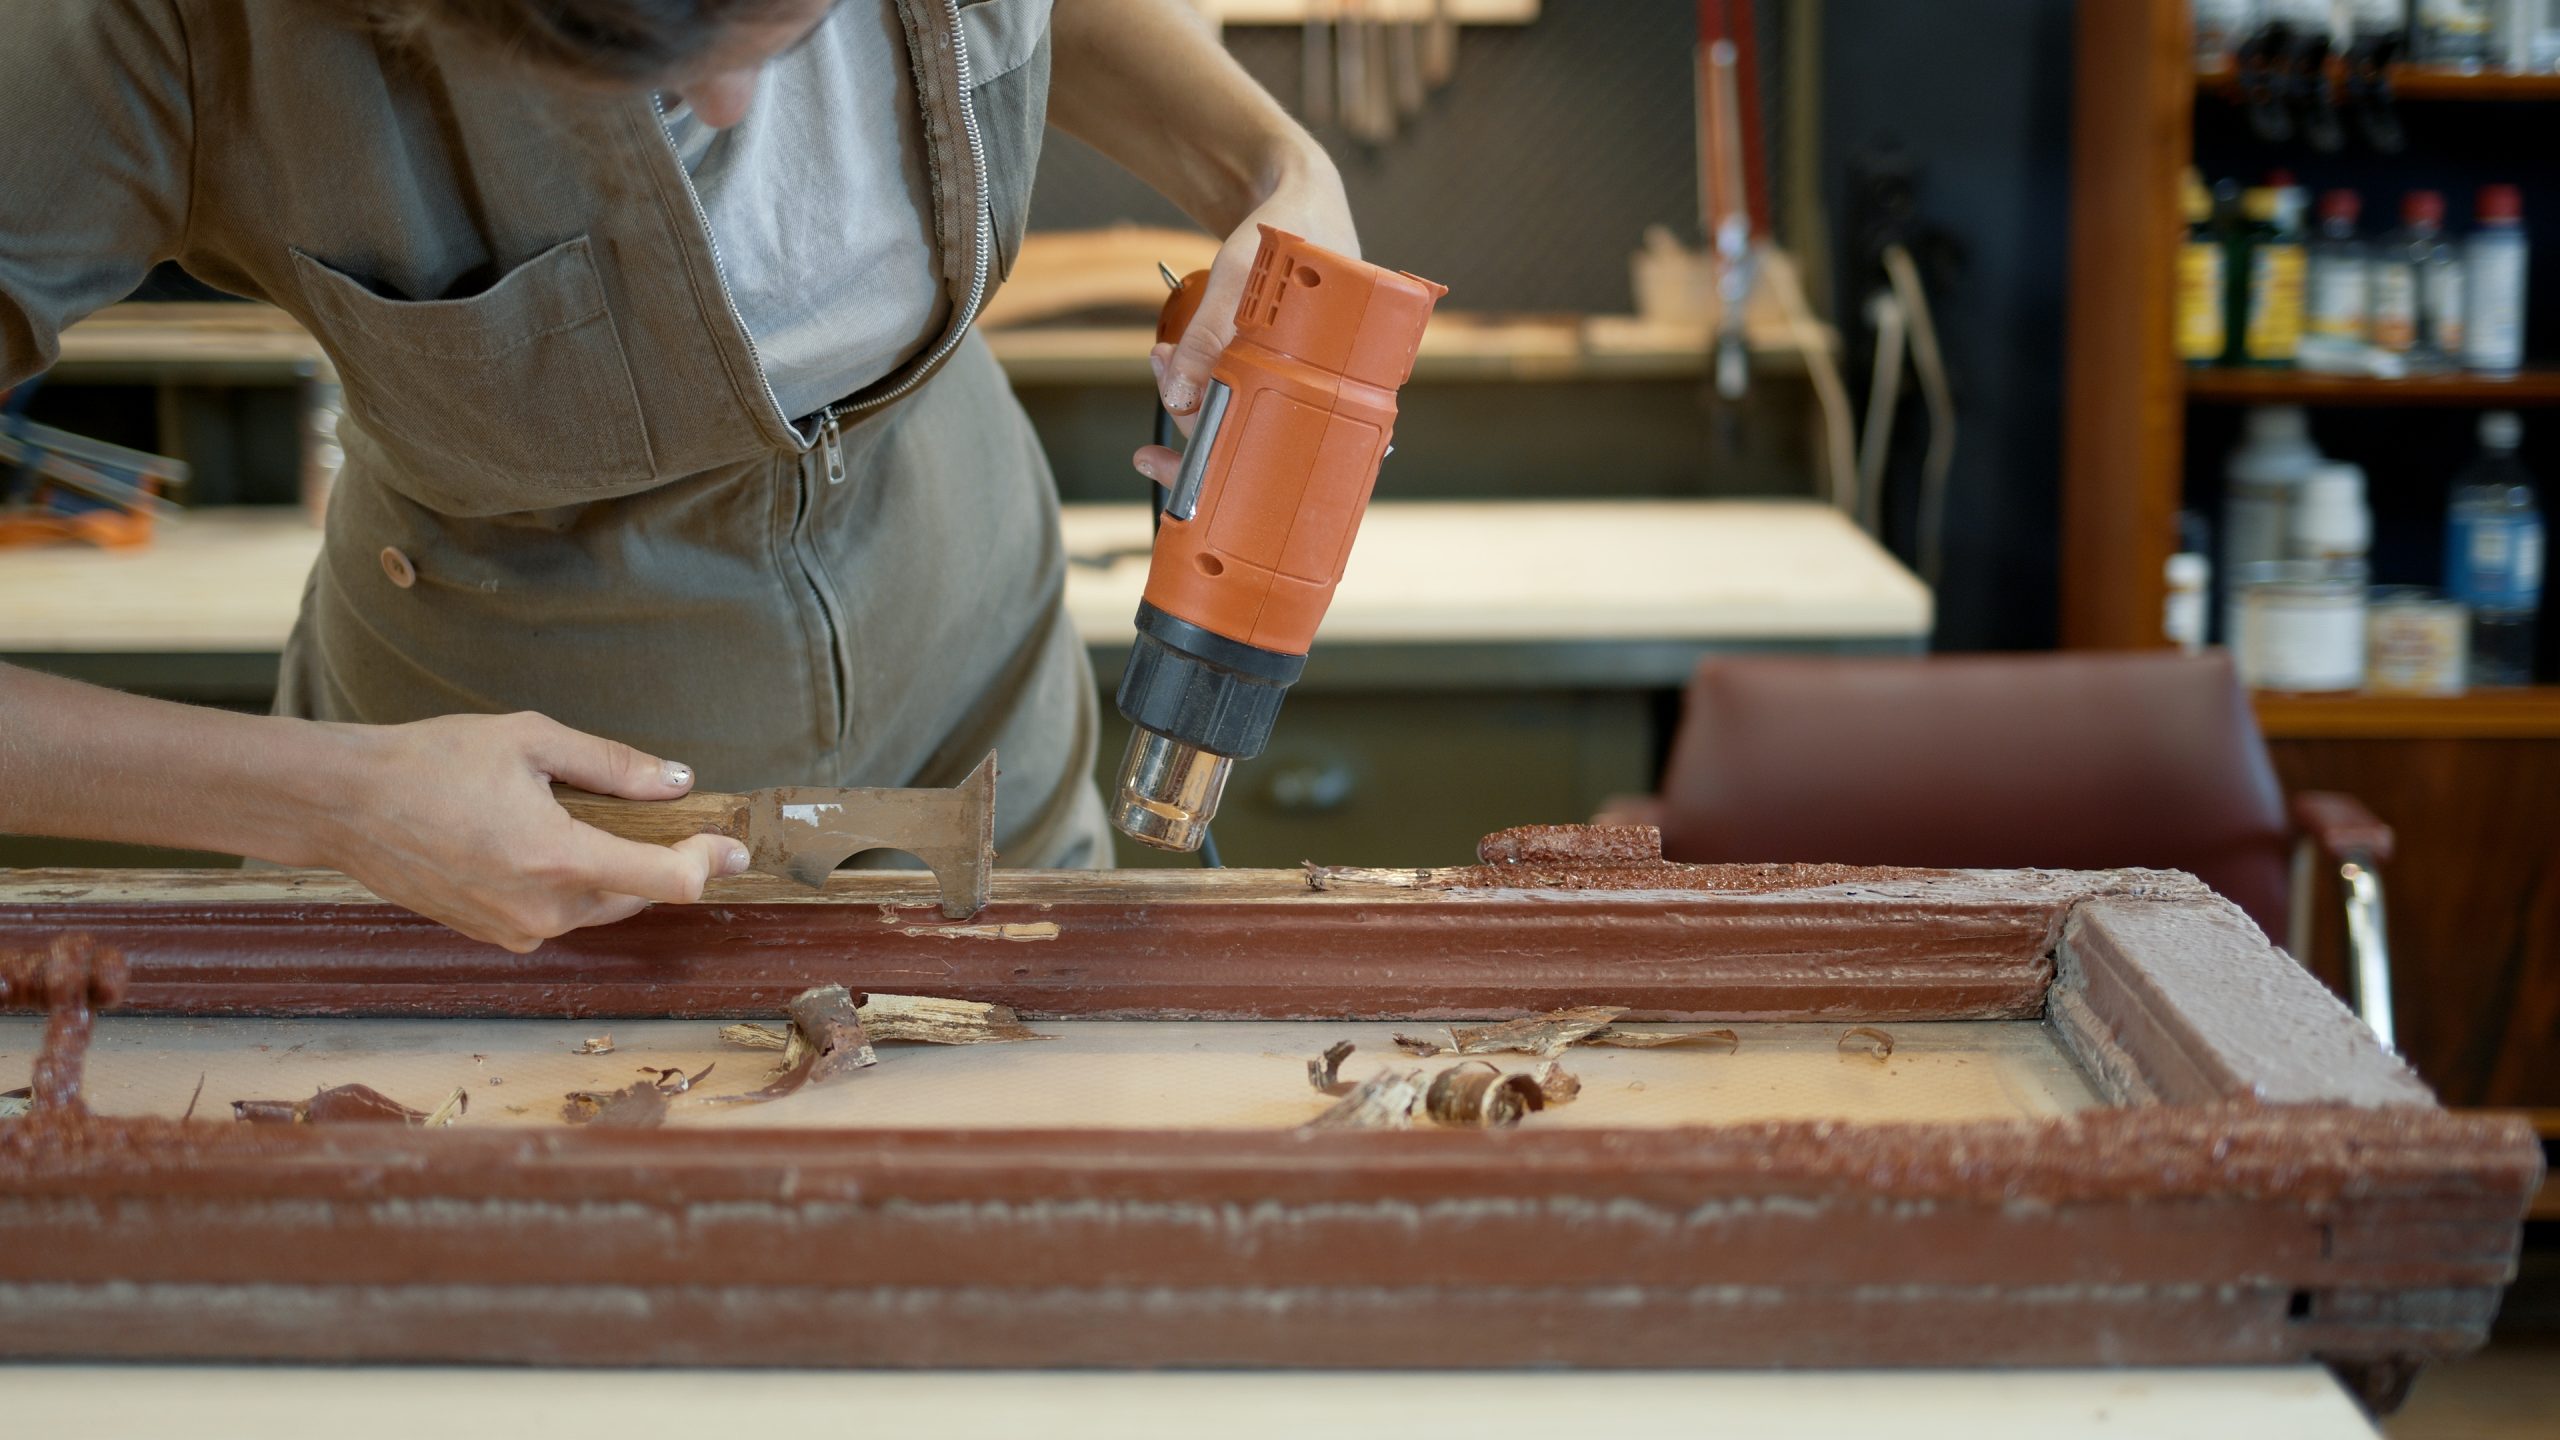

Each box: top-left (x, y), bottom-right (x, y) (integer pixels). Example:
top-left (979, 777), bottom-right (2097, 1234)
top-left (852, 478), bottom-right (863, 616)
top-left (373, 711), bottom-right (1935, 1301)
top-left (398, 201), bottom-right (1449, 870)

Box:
top-left (2186, 367), bottom-right (2560, 405)
top-left (2197, 61), bottom-right (2560, 102)
top-left (2253, 686), bottom-right (2560, 740)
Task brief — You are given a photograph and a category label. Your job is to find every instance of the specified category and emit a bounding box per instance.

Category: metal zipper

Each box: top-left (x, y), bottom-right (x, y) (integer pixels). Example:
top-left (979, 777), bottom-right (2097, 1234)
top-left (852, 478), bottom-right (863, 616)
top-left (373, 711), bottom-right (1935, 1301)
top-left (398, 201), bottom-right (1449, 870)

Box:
top-left (654, 102), bottom-right (847, 728)
top-left (840, 0), bottom-right (995, 419)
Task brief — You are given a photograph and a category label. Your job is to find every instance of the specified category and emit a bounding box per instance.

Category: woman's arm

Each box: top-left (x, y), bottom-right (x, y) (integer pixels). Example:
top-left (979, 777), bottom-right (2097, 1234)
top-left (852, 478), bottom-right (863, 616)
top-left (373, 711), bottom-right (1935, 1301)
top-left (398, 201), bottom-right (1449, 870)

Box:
top-left (1046, 0), bottom-right (1359, 480)
top-left (0, 665), bottom-right (746, 951)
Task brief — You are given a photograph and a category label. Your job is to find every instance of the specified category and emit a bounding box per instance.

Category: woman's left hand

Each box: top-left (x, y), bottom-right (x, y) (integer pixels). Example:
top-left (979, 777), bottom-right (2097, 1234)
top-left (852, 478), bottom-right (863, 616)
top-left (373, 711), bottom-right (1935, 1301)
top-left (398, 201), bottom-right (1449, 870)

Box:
top-left (1133, 148), bottom-right (1358, 489)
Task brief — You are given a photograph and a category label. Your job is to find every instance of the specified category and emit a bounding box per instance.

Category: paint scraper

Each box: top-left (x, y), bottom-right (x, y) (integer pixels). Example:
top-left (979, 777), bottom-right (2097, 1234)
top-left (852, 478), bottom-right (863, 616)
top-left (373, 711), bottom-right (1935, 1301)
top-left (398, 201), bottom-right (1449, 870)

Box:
top-left (551, 753), bottom-right (995, 918)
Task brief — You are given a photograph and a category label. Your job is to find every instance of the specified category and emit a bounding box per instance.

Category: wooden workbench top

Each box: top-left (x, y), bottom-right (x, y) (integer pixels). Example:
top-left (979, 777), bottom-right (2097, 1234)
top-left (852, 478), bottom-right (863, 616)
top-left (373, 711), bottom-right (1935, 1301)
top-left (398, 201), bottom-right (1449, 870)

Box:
top-left (0, 499), bottom-right (1928, 656)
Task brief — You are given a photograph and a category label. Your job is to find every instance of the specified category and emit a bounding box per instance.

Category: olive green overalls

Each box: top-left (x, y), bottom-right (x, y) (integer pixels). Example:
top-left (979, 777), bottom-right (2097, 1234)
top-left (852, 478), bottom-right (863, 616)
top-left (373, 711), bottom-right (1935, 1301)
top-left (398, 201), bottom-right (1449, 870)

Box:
top-left (0, 0), bottom-right (1110, 866)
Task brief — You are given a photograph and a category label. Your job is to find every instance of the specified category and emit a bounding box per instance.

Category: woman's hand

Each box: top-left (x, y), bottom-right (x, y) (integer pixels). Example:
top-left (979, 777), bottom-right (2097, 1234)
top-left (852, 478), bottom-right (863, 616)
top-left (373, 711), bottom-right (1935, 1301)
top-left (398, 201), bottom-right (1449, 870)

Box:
top-left (313, 712), bottom-right (750, 953)
top-left (1134, 151), bottom-right (1359, 488)
top-left (1042, 0), bottom-right (1362, 487)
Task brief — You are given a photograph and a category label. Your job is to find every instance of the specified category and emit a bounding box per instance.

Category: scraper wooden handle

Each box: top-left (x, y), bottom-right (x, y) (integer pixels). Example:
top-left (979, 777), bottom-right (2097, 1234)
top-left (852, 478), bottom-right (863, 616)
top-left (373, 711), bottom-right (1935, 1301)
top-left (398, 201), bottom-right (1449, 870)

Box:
top-left (549, 786), bottom-right (748, 846)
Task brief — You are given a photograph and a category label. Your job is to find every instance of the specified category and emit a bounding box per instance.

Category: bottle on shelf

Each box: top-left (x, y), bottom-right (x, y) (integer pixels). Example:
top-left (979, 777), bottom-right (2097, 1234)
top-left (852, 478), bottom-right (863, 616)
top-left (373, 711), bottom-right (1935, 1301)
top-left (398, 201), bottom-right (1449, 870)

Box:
top-left (2177, 170), bottom-right (2229, 366)
top-left (2301, 189), bottom-right (2372, 375)
top-left (2194, 0), bottom-right (2260, 68)
top-left (2229, 181), bottom-right (2306, 368)
top-left (2445, 412), bottom-right (2545, 684)
top-left (2235, 460), bottom-right (2371, 693)
top-left (2463, 184), bottom-right (2529, 378)
top-left (2371, 190), bottom-right (2463, 375)
top-left (2412, 0), bottom-right (2504, 68)
top-left (2221, 406), bottom-right (2325, 640)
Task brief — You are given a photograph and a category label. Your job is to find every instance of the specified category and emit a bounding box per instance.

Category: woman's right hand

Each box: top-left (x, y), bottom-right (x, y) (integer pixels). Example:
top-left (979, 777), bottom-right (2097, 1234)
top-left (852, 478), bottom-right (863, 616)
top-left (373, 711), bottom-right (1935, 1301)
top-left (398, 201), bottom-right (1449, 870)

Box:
top-left (313, 711), bottom-right (749, 953)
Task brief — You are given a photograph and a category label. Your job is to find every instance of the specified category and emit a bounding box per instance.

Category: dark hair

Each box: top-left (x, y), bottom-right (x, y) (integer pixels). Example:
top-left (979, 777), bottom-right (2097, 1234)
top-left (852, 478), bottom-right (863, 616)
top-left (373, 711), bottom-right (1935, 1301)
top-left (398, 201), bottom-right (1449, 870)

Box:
top-left (347, 0), bottom-right (806, 84)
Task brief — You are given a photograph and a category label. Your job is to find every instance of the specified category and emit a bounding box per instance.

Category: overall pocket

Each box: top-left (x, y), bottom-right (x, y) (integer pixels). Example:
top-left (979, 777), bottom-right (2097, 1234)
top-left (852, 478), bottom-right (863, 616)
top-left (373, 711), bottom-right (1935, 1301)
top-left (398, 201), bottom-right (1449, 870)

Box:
top-left (291, 236), bottom-right (657, 511)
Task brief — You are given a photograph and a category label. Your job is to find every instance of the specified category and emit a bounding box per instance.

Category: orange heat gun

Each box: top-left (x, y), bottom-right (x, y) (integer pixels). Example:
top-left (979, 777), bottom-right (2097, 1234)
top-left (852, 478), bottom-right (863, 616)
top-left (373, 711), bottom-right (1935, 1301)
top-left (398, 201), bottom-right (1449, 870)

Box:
top-left (1111, 226), bottom-right (1446, 853)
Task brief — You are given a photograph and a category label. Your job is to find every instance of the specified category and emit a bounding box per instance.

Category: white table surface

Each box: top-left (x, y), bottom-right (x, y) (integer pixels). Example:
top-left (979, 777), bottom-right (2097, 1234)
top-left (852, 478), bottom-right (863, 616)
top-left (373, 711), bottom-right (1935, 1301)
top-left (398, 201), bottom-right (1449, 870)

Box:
top-left (0, 1366), bottom-right (2376, 1440)
top-left (0, 499), bottom-right (1927, 655)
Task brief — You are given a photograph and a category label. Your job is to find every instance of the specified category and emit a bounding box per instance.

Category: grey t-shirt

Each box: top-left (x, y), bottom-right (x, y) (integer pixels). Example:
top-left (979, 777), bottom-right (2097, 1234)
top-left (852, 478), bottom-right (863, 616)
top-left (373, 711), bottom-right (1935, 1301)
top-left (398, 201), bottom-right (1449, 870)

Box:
top-left (660, 1), bottom-right (948, 423)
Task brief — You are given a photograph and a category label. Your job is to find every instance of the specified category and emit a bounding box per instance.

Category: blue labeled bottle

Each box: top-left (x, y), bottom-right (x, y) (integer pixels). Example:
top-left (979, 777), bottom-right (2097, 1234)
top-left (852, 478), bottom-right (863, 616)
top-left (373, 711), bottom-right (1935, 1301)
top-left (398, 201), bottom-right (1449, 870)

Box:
top-left (2444, 411), bottom-right (2545, 684)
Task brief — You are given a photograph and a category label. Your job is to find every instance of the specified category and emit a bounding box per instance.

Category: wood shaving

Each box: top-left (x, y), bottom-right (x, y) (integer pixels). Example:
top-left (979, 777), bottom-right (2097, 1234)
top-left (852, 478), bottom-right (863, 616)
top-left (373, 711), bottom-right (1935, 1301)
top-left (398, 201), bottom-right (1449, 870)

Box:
top-left (422, 1085), bottom-right (469, 1128)
top-left (233, 1083), bottom-right (436, 1126)
top-left (636, 1063), bottom-right (717, 1096)
top-left (1531, 1059), bottom-right (1580, 1106)
top-left (1307, 1040), bottom-right (1358, 1095)
top-left (860, 992), bottom-right (1043, 1044)
top-left (1423, 1061), bottom-right (1547, 1129)
top-left (1390, 1032), bottom-right (1449, 1057)
top-left (1583, 1026), bottom-right (1740, 1052)
top-left (1441, 1005), bottom-right (1627, 1058)
top-left (575, 1034), bottom-right (616, 1055)
top-left (1839, 1025), bottom-right (1896, 1063)
top-left (1301, 1068), bottom-right (1425, 1130)
top-left (720, 1022), bottom-right (790, 1051)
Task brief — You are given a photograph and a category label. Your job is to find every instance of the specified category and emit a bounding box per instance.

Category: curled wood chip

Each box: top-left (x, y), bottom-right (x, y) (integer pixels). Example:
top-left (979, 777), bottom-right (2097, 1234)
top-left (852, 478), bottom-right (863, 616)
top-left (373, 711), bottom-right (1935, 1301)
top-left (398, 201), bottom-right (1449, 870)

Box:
top-left (637, 1063), bottom-right (717, 1096)
top-left (1423, 1061), bottom-right (1547, 1129)
top-left (1301, 1068), bottom-right (1426, 1130)
top-left (708, 985), bottom-right (876, 1106)
top-left (1531, 1059), bottom-right (1581, 1106)
top-left (859, 992), bottom-right (1043, 1044)
top-left (233, 1083), bottom-right (436, 1126)
top-left (575, 1034), bottom-right (616, 1055)
top-left (720, 1022), bottom-right (790, 1051)
top-left (562, 1081), bottom-right (669, 1129)
top-left (1443, 1006), bottom-right (1628, 1058)
top-left (422, 1085), bottom-right (469, 1128)
top-left (1307, 1040), bottom-right (1357, 1095)
top-left (1583, 1026), bottom-right (1741, 1053)
top-left (1838, 1025), bottom-right (1896, 1063)
top-left (1390, 1032), bottom-right (1449, 1058)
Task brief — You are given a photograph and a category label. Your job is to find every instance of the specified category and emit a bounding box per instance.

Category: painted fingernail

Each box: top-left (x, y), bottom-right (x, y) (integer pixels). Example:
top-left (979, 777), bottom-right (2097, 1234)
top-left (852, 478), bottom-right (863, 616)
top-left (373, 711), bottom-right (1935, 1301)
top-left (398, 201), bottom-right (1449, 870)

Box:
top-left (718, 842), bottom-right (750, 876)
top-left (662, 760), bottom-right (693, 789)
top-left (1163, 374), bottom-right (1200, 415)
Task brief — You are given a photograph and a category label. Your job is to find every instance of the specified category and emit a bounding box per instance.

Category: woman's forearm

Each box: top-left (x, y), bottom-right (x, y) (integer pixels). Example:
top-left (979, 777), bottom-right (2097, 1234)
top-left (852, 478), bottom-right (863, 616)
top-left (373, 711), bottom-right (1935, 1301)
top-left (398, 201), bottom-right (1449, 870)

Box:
top-left (1047, 0), bottom-right (1331, 235)
top-left (0, 664), bottom-right (354, 865)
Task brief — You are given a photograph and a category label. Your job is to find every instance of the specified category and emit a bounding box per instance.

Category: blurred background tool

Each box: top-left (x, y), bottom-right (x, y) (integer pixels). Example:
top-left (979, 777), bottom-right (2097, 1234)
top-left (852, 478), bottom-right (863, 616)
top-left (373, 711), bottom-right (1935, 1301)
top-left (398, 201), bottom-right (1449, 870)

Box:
top-left (1111, 227), bottom-right (1445, 854)
top-left (0, 382), bottom-right (186, 550)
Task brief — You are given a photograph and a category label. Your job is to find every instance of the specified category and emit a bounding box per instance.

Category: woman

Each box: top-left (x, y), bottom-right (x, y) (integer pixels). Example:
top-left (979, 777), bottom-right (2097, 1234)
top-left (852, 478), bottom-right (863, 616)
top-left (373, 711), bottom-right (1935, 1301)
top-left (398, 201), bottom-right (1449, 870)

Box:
top-left (0, 0), bottom-right (1357, 949)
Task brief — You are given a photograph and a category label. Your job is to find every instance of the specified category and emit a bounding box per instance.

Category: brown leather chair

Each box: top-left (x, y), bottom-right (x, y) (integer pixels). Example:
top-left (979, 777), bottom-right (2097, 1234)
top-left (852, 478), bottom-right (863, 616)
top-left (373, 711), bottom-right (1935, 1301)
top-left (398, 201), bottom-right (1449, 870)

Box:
top-left (1602, 652), bottom-right (2400, 1043)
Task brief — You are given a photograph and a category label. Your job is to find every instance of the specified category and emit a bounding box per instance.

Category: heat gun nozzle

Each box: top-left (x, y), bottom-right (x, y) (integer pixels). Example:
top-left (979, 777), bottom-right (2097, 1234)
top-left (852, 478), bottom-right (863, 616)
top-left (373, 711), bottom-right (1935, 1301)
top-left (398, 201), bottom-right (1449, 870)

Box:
top-left (1109, 728), bottom-right (1234, 853)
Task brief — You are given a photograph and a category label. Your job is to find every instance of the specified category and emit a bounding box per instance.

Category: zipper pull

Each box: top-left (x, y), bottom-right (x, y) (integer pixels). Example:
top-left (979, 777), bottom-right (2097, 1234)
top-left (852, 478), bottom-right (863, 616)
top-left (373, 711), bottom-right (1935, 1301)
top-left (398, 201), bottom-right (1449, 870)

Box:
top-left (819, 410), bottom-right (846, 486)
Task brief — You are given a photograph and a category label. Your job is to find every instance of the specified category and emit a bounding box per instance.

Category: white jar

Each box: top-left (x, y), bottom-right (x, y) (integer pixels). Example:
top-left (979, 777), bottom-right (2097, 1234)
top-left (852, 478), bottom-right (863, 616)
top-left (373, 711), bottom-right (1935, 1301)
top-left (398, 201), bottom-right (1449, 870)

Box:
top-left (2236, 561), bottom-right (2369, 693)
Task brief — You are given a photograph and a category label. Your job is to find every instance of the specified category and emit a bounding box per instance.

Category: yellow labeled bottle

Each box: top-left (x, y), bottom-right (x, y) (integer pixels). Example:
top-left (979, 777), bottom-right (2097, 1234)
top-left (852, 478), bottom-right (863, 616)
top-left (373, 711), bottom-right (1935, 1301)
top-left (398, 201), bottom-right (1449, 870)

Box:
top-left (2239, 185), bottom-right (2306, 366)
top-left (2175, 171), bottom-right (2227, 365)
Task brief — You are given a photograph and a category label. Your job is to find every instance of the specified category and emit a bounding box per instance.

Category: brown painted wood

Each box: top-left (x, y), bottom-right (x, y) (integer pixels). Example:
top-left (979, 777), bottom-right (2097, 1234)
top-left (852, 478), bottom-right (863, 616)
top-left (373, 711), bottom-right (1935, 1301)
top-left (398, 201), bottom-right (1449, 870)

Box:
top-left (0, 862), bottom-right (2539, 1383)
top-left (2269, 737), bottom-right (2560, 1109)
top-left (547, 785), bottom-right (746, 846)
top-left (2060, 0), bottom-right (2190, 649)
top-left (0, 865), bottom-right (2145, 1022)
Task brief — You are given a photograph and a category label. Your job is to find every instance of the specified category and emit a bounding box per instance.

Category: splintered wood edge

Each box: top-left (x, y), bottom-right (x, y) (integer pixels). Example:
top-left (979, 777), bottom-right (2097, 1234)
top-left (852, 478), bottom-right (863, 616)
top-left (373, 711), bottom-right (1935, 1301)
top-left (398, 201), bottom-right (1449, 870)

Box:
top-left (2052, 894), bottom-right (2436, 1110)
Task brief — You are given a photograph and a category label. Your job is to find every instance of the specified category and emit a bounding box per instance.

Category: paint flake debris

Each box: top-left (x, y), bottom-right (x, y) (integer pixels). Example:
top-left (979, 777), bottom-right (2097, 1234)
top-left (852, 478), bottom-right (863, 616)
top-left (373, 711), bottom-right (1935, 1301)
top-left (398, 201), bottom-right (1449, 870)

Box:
top-left (575, 1034), bottom-right (617, 1055)
top-left (1839, 1025), bottom-right (1896, 1063)
top-left (564, 1063), bottom-right (713, 1127)
top-left (1424, 1061), bottom-right (1548, 1128)
top-left (708, 985), bottom-right (876, 1106)
top-left (1399, 1006), bottom-right (1629, 1058)
top-left (721, 1023), bottom-right (789, 1051)
top-left (233, 1083), bottom-right (445, 1126)
top-left (1307, 1040), bottom-right (1358, 1096)
top-left (1302, 1068), bottom-right (1426, 1130)
top-left (1531, 1059), bottom-right (1580, 1106)
top-left (902, 922), bottom-right (1059, 942)
top-left (0, 1086), bottom-right (29, 1120)
top-left (860, 992), bottom-right (1044, 1044)
top-left (1584, 1026), bottom-right (1740, 1052)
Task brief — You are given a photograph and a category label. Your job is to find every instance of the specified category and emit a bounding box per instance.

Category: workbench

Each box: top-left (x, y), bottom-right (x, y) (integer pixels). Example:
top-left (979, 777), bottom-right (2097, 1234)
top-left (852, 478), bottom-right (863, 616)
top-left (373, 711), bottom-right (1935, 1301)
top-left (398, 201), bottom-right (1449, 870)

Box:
top-left (0, 499), bottom-right (1928, 866)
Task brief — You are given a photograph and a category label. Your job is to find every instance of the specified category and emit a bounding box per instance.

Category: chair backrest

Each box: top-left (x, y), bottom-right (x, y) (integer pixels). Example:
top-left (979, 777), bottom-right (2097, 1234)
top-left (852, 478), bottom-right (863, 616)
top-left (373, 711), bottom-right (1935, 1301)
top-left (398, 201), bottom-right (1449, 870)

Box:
top-left (1654, 652), bottom-right (2292, 937)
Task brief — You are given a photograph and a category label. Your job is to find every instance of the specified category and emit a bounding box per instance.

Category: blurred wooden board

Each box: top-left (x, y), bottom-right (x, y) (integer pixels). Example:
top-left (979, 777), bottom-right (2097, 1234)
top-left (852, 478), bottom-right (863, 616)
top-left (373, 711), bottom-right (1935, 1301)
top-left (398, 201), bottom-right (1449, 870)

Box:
top-left (0, 500), bottom-right (1928, 655)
